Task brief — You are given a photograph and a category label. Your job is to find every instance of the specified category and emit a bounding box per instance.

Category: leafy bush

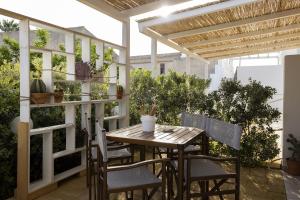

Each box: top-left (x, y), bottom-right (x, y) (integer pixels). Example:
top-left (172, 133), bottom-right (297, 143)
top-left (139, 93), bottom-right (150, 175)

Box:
top-left (204, 79), bottom-right (281, 167)
top-left (129, 69), bottom-right (209, 125)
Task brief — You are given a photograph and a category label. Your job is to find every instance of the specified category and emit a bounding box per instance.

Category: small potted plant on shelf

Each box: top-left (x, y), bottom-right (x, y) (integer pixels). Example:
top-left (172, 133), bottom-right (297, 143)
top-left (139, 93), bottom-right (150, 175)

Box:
top-left (140, 104), bottom-right (157, 132)
top-left (53, 86), bottom-right (64, 103)
top-left (286, 134), bottom-right (300, 175)
top-left (30, 79), bottom-right (50, 104)
top-left (116, 85), bottom-right (124, 99)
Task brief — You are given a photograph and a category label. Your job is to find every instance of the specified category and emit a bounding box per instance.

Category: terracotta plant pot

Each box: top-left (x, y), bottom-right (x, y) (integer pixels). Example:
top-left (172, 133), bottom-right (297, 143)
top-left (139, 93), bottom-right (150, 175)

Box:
top-left (53, 90), bottom-right (64, 103)
top-left (31, 93), bottom-right (50, 104)
top-left (75, 61), bottom-right (91, 81)
top-left (286, 158), bottom-right (300, 176)
top-left (117, 91), bottom-right (123, 99)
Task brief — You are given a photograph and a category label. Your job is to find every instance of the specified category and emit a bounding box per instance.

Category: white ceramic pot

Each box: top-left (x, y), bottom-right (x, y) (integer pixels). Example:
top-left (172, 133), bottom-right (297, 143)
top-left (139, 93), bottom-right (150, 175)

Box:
top-left (141, 115), bottom-right (157, 132)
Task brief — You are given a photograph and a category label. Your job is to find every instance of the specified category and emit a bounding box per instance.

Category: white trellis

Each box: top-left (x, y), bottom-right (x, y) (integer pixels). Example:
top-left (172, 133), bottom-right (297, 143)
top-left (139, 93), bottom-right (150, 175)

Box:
top-left (0, 8), bottom-right (130, 200)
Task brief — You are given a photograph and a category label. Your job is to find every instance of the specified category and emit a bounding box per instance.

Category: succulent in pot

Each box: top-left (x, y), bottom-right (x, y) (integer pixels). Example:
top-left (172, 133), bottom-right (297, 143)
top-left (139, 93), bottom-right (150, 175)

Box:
top-left (30, 79), bottom-right (50, 104)
top-left (286, 134), bottom-right (300, 175)
top-left (140, 104), bottom-right (157, 132)
top-left (53, 86), bottom-right (64, 103)
top-left (116, 85), bottom-right (124, 99)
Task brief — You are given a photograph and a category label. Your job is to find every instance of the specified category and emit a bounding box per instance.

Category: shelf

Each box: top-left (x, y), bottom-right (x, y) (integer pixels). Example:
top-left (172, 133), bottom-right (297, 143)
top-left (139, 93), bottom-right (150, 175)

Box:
top-left (104, 115), bottom-right (125, 121)
top-left (30, 99), bottom-right (120, 108)
top-left (29, 179), bottom-right (48, 193)
top-left (54, 79), bottom-right (117, 84)
top-left (54, 165), bottom-right (85, 182)
top-left (30, 46), bottom-right (74, 56)
top-left (30, 123), bottom-right (74, 136)
top-left (53, 147), bottom-right (85, 159)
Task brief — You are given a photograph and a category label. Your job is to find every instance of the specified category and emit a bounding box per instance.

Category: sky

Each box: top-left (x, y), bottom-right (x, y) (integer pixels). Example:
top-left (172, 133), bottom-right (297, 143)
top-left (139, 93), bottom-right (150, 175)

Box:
top-left (0, 0), bottom-right (178, 56)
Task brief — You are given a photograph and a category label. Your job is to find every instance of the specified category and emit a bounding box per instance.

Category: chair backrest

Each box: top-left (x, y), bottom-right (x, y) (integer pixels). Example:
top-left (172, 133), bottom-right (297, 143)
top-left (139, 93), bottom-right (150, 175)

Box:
top-left (205, 118), bottom-right (242, 150)
top-left (181, 112), bottom-right (207, 130)
top-left (96, 121), bottom-right (108, 162)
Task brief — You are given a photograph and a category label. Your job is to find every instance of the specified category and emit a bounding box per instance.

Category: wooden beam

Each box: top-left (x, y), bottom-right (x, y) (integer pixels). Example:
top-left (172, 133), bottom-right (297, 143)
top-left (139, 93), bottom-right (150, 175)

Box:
top-left (203, 40), bottom-right (300, 59)
top-left (207, 44), bottom-right (300, 60)
top-left (140, 27), bottom-right (209, 63)
top-left (166, 8), bottom-right (300, 39)
top-left (194, 32), bottom-right (300, 53)
top-left (183, 23), bottom-right (300, 48)
top-left (138, 0), bottom-right (260, 30)
top-left (122, 0), bottom-right (192, 16)
top-left (17, 122), bottom-right (29, 200)
top-left (78, 0), bottom-right (129, 22)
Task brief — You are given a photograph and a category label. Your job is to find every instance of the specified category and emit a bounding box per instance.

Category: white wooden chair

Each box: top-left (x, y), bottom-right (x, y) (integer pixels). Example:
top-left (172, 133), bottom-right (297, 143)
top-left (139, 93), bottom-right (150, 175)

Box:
top-left (184, 118), bottom-right (242, 199)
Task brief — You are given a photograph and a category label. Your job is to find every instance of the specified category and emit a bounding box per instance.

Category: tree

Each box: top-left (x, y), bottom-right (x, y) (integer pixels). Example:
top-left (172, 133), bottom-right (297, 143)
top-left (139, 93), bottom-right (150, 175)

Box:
top-left (0, 36), bottom-right (19, 66)
top-left (0, 19), bottom-right (19, 32)
top-left (204, 79), bottom-right (281, 166)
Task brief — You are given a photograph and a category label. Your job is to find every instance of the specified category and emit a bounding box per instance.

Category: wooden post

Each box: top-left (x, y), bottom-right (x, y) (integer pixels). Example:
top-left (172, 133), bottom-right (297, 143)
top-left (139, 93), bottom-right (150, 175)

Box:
top-left (17, 122), bottom-right (29, 200)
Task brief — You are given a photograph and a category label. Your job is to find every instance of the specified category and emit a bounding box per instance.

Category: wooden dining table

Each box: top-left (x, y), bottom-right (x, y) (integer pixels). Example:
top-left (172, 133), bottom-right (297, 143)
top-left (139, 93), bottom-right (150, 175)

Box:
top-left (106, 124), bottom-right (205, 200)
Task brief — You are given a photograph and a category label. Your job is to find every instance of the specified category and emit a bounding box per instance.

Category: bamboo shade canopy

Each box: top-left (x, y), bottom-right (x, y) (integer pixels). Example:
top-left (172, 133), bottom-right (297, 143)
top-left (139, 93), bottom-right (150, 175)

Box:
top-left (104, 0), bottom-right (159, 11)
top-left (138, 0), bottom-right (300, 60)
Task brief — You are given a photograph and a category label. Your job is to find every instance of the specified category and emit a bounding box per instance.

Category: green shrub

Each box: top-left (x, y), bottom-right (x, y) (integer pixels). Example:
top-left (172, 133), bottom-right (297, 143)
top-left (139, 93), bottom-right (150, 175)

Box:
top-left (204, 79), bottom-right (281, 167)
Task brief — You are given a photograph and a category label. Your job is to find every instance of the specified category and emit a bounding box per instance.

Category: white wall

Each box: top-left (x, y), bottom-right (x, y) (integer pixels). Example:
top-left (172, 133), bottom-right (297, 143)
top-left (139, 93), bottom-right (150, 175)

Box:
top-left (283, 55), bottom-right (300, 166)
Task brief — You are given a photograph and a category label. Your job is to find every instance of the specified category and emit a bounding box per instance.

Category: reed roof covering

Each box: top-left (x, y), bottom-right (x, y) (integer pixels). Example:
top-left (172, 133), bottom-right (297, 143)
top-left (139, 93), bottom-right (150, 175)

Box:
top-left (138, 0), bottom-right (300, 60)
top-left (104, 0), bottom-right (158, 11)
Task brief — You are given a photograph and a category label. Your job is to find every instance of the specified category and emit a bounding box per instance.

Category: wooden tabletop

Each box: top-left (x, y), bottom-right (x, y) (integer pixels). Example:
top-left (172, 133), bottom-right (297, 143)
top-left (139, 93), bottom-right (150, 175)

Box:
top-left (106, 124), bottom-right (204, 149)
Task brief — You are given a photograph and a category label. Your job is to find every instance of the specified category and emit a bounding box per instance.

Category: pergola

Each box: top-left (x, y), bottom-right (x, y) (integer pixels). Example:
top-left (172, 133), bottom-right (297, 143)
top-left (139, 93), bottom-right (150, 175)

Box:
top-left (4, 0), bottom-right (300, 199)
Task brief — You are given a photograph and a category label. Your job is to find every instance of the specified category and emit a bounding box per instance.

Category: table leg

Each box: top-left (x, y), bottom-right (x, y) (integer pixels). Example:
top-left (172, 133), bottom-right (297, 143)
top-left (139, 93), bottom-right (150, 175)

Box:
top-left (178, 146), bottom-right (184, 200)
top-left (140, 145), bottom-right (146, 161)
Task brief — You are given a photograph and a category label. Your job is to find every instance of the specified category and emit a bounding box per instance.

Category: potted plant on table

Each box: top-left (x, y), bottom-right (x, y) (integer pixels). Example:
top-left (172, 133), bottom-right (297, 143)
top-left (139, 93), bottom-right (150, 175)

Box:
top-left (286, 134), bottom-right (300, 175)
top-left (140, 104), bottom-right (157, 132)
top-left (30, 79), bottom-right (50, 104)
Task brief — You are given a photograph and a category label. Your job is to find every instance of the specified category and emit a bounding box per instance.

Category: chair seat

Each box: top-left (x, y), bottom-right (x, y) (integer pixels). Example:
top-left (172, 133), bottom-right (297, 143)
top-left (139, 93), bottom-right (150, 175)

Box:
top-left (107, 166), bottom-right (161, 192)
top-left (171, 159), bottom-right (228, 179)
top-left (107, 148), bottom-right (131, 159)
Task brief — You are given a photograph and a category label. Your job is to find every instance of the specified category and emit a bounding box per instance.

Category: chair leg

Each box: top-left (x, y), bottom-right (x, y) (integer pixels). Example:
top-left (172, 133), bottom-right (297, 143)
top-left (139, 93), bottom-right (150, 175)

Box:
top-left (213, 180), bottom-right (224, 200)
top-left (143, 189), bottom-right (148, 200)
top-left (152, 147), bottom-right (156, 174)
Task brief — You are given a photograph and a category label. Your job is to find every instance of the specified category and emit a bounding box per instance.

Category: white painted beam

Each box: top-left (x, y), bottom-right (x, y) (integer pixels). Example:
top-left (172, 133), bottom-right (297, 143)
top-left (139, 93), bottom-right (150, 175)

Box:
top-left (139, 27), bottom-right (209, 63)
top-left (122, 0), bottom-right (192, 16)
top-left (78, 0), bottom-right (129, 22)
top-left (208, 44), bottom-right (300, 61)
top-left (194, 32), bottom-right (300, 53)
top-left (151, 38), bottom-right (158, 77)
top-left (201, 40), bottom-right (300, 59)
top-left (167, 8), bottom-right (300, 39)
top-left (183, 23), bottom-right (300, 48)
top-left (139, 0), bottom-right (260, 30)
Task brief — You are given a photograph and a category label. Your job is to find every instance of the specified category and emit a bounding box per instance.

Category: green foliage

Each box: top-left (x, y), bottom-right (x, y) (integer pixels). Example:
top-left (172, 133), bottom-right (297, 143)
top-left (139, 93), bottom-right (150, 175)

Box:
top-left (0, 36), bottom-right (19, 65)
top-left (287, 134), bottom-right (300, 161)
top-left (204, 79), bottom-right (281, 167)
top-left (0, 19), bottom-right (19, 32)
top-left (33, 29), bottom-right (50, 48)
top-left (0, 63), bottom-right (19, 199)
top-left (129, 69), bottom-right (209, 125)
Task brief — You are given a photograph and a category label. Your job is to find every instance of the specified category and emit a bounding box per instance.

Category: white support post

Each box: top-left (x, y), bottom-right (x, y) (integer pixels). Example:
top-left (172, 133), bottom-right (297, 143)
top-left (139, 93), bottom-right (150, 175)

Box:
top-left (151, 38), bottom-right (158, 77)
top-left (18, 19), bottom-right (30, 200)
top-left (80, 37), bottom-right (91, 168)
top-left (119, 21), bottom-right (130, 128)
top-left (65, 105), bottom-right (76, 150)
top-left (186, 55), bottom-right (191, 75)
top-left (95, 41), bottom-right (104, 70)
top-left (20, 19), bottom-right (30, 123)
top-left (42, 52), bottom-right (53, 102)
top-left (43, 131), bottom-right (53, 184)
top-left (95, 103), bottom-right (104, 129)
top-left (65, 33), bottom-right (75, 81)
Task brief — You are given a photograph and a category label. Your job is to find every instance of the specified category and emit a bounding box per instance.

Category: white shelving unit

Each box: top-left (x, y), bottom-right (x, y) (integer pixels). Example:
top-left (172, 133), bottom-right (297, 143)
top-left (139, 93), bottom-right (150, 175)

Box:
top-left (16, 15), bottom-right (130, 194)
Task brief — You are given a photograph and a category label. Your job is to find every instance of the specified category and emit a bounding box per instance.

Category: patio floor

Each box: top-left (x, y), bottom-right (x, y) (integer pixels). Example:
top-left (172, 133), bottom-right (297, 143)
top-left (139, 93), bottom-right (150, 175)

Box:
top-left (36, 166), bottom-right (285, 200)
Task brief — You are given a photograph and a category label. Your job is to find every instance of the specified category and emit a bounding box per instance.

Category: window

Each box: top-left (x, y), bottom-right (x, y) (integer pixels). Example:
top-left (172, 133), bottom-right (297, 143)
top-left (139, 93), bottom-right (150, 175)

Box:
top-left (160, 63), bottom-right (165, 74)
